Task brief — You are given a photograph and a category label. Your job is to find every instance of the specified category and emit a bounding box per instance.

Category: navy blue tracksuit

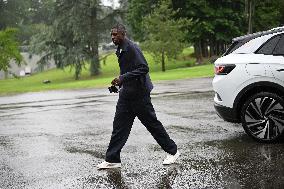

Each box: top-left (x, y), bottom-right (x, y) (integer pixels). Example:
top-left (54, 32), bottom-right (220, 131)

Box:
top-left (105, 38), bottom-right (177, 163)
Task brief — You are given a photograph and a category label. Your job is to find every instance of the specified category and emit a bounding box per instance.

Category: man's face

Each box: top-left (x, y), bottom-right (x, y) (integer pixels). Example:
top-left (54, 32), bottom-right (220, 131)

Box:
top-left (111, 28), bottom-right (124, 46)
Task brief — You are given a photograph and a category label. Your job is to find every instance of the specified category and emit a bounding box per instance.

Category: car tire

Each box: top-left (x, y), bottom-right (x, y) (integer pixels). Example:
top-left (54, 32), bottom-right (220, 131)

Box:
top-left (241, 92), bottom-right (284, 142)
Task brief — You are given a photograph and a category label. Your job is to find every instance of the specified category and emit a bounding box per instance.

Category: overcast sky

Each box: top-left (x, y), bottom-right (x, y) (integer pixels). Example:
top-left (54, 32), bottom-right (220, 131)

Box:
top-left (101, 0), bottom-right (120, 9)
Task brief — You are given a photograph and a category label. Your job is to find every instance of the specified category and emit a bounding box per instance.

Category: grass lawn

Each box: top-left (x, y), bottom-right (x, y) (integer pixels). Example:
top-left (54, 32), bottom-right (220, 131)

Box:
top-left (0, 48), bottom-right (214, 95)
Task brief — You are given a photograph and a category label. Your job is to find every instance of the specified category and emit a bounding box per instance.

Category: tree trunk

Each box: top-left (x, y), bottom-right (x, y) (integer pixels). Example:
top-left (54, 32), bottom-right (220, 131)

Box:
top-left (75, 59), bottom-right (82, 80)
top-left (248, 0), bottom-right (252, 34)
top-left (90, 53), bottom-right (100, 75)
top-left (201, 40), bottom-right (208, 58)
top-left (4, 71), bottom-right (8, 79)
top-left (280, 1), bottom-right (284, 24)
top-left (209, 38), bottom-right (215, 57)
top-left (90, 6), bottom-right (100, 76)
top-left (161, 50), bottom-right (165, 72)
top-left (90, 40), bottom-right (100, 76)
top-left (221, 42), bottom-right (226, 55)
top-left (194, 41), bottom-right (203, 64)
top-left (246, 0), bottom-right (254, 34)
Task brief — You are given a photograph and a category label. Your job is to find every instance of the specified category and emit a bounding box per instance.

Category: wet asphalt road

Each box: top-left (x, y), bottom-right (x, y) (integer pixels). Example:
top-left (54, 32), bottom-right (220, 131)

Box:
top-left (0, 77), bottom-right (284, 189)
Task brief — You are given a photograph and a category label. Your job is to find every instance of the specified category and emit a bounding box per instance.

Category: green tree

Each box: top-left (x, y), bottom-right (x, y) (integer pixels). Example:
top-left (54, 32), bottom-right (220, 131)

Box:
top-left (253, 0), bottom-right (281, 32)
top-left (19, 0), bottom-right (55, 44)
top-left (281, 1), bottom-right (284, 24)
top-left (245, 0), bottom-right (282, 34)
top-left (29, 24), bottom-right (64, 71)
top-left (0, 28), bottom-right (22, 72)
top-left (137, 0), bottom-right (281, 63)
top-left (172, 0), bottom-right (245, 62)
top-left (0, 0), bottom-right (29, 30)
top-left (208, 1), bottom-right (245, 56)
top-left (26, 0), bottom-right (55, 25)
top-left (127, 0), bottom-right (159, 41)
top-left (142, 0), bottom-right (190, 72)
top-left (30, 0), bottom-right (123, 79)
top-left (0, 0), bottom-right (55, 44)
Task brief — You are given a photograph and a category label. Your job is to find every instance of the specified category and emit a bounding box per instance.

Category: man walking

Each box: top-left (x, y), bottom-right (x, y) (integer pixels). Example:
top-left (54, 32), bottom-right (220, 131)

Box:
top-left (97, 23), bottom-right (180, 169)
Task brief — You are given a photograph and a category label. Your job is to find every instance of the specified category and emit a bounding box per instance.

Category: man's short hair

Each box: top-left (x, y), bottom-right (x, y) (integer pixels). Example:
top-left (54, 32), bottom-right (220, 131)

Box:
top-left (112, 23), bottom-right (126, 35)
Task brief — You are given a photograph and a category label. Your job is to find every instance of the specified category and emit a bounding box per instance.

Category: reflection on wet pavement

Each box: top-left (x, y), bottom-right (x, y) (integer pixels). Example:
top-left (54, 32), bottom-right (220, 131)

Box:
top-left (0, 78), bottom-right (284, 188)
top-left (202, 137), bottom-right (284, 188)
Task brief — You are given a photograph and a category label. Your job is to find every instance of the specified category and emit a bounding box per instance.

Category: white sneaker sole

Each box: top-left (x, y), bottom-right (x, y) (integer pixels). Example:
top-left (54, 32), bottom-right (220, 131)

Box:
top-left (97, 163), bottom-right (121, 169)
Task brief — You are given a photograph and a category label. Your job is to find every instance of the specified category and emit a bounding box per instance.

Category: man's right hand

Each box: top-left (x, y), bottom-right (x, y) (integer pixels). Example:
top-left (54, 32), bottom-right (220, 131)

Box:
top-left (111, 77), bottom-right (121, 86)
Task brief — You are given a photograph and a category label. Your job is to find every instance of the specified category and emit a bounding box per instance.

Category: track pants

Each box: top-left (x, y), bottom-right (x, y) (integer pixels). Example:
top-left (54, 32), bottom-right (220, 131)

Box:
top-left (105, 94), bottom-right (177, 163)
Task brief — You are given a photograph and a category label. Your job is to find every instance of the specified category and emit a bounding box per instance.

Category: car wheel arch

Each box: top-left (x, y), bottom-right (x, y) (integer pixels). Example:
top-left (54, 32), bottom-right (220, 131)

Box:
top-left (233, 81), bottom-right (284, 121)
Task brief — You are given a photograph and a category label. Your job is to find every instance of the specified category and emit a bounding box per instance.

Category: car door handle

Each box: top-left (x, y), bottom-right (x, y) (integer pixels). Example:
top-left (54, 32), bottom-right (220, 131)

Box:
top-left (276, 69), bottom-right (284, 72)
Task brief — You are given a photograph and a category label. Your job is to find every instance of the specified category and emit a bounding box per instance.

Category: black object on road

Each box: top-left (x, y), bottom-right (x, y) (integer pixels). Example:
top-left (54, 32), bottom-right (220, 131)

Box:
top-left (43, 80), bottom-right (51, 84)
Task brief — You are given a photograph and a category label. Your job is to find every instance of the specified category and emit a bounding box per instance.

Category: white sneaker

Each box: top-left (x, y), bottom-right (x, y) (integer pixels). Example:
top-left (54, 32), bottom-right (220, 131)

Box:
top-left (97, 161), bottom-right (121, 169)
top-left (163, 150), bottom-right (180, 165)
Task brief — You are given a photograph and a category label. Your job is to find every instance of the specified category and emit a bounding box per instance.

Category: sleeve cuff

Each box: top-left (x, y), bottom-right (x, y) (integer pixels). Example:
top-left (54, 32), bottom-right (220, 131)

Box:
top-left (119, 75), bottom-right (124, 84)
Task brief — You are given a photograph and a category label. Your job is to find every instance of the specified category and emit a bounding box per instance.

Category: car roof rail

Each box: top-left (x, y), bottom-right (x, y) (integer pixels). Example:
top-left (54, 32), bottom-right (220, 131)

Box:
top-left (232, 27), bottom-right (284, 42)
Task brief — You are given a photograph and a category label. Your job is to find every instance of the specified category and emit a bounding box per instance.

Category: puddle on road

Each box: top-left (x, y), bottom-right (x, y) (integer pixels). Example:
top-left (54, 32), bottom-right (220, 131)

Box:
top-left (84, 169), bottom-right (128, 189)
top-left (0, 93), bottom-right (110, 118)
top-left (152, 91), bottom-right (214, 100)
top-left (0, 94), bottom-right (109, 107)
top-left (2, 84), bottom-right (283, 188)
top-left (66, 147), bottom-right (105, 159)
top-left (182, 137), bottom-right (284, 188)
top-left (168, 124), bottom-right (228, 134)
top-left (77, 134), bottom-right (284, 189)
top-left (0, 136), bottom-right (11, 148)
top-left (0, 101), bottom-right (106, 117)
top-left (75, 94), bottom-right (109, 100)
top-left (0, 100), bottom-right (102, 110)
top-left (0, 163), bottom-right (27, 189)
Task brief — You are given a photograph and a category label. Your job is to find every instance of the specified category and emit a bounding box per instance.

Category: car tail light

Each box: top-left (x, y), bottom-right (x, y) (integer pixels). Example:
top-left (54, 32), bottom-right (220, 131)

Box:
top-left (214, 64), bottom-right (236, 75)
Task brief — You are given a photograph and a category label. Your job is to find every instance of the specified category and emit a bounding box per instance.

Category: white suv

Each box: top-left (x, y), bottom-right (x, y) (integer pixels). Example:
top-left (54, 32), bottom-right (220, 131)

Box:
top-left (212, 27), bottom-right (284, 142)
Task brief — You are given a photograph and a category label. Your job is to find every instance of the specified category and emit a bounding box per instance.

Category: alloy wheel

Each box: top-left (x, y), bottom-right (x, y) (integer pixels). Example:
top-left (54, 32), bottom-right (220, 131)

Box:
top-left (242, 93), bottom-right (284, 142)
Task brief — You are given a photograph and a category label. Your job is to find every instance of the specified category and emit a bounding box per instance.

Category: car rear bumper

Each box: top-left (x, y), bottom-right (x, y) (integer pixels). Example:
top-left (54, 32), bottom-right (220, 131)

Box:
top-left (214, 103), bottom-right (240, 123)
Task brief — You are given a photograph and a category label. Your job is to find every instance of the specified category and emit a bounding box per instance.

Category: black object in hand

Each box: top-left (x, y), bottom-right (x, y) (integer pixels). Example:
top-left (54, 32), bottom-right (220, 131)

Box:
top-left (108, 85), bottom-right (118, 93)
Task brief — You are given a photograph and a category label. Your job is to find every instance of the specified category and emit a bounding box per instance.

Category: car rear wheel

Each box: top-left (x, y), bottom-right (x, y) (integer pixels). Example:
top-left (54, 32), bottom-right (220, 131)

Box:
top-left (241, 92), bottom-right (284, 142)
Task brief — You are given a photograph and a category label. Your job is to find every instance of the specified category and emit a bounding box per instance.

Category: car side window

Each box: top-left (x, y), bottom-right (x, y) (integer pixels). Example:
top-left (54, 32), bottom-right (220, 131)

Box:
top-left (256, 35), bottom-right (281, 55)
top-left (273, 35), bottom-right (284, 56)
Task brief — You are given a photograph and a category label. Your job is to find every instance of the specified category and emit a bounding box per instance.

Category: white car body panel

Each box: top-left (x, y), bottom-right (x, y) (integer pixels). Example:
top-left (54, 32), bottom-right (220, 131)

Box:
top-left (213, 27), bottom-right (284, 141)
top-left (213, 53), bottom-right (284, 108)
